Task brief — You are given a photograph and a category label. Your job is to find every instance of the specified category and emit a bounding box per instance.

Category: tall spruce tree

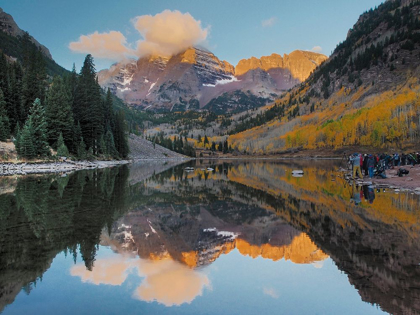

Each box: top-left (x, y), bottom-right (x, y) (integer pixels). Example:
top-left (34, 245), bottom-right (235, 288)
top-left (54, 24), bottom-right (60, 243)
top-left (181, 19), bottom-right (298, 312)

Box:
top-left (46, 76), bottom-right (74, 148)
top-left (19, 121), bottom-right (35, 159)
top-left (0, 89), bottom-right (10, 141)
top-left (20, 39), bottom-right (47, 122)
top-left (56, 132), bottom-right (69, 157)
top-left (73, 55), bottom-right (104, 154)
top-left (27, 98), bottom-right (49, 156)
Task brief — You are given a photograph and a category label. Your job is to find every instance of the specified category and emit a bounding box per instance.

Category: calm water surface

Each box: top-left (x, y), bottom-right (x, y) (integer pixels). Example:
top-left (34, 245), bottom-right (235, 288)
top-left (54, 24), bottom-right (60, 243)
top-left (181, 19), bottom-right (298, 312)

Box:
top-left (1, 160), bottom-right (419, 315)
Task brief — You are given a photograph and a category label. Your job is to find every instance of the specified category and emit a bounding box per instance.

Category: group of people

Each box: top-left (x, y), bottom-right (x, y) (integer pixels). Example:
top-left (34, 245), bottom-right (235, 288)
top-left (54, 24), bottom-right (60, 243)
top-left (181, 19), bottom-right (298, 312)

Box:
top-left (348, 152), bottom-right (419, 179)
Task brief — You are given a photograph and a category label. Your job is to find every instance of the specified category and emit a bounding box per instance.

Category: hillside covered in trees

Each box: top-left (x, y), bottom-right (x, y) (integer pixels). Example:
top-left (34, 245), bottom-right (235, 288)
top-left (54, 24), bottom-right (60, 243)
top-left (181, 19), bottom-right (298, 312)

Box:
top-left (0, 46), bottom-right (129, 160)
top-left (229, 0), bottom-right (420, 154)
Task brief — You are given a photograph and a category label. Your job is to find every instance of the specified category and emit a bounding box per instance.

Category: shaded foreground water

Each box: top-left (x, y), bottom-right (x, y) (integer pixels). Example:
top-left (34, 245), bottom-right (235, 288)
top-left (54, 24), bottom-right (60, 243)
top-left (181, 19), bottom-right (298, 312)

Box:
top-left (1, 160), bottom-right (420, 315)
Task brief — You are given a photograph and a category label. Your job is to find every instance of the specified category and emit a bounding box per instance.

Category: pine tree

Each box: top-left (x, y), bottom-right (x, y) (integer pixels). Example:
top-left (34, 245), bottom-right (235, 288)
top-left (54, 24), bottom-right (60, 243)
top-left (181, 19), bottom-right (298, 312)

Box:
top-left (105, 130), bottom-right (118, 158)
top-left (204, 135), bottom-right (209, 145)
top-left (46, 76), bottom-right (74, 148)
top-left (14, 123), bottom-right (21, 155)
top-left (77, 137), bottom-right (87, 160)
top-left (27, 98), bottom-right (49, 156)
top-left (112, 110), bottom-right (128, 158)
top-left (73, 55), bottom-right (104, 154)
top-left (0, 89), bottom-right (10, 141)
top-left (19, 122), bottom-right (35, 159)
top-left (56, 132), bottom-right (69, 157)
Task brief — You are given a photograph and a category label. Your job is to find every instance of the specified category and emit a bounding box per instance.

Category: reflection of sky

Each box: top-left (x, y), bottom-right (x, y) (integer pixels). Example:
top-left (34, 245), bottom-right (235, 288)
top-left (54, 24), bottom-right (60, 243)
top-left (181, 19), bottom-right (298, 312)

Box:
top-left (3, 246), bottom-right (386, 315)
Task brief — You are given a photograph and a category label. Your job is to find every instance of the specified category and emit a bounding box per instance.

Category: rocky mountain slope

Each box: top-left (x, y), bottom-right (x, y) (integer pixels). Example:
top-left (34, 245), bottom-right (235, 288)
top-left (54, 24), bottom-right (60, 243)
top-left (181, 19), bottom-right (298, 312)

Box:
top-left (229, 0), bottom-right (420, 154)
top-left (0, 8), bottom-right (52, 59)
top-left (0, 8), bottom-right (67, 76)
top-left (128, 134), bottom-right (188, 160)
top-left (98, 48), bottom-right (326, 113)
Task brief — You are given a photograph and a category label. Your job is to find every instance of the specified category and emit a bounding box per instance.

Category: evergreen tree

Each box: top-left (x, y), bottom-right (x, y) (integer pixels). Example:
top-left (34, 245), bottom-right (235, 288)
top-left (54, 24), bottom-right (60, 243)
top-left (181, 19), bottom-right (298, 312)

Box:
top-left (77, 137), bottom-right (87, 160)
top-left (19, 121), bottom-right (35, 159)
top-left (73, 55), bottom-right (104, 154)
top-left (56, 132), bottom-right (69, 157)
top-left (20, 38), bottom-right (47, 122)
top-left (27, 98), bottom-right (49, 156)
top-left (204, 135), bottom-right (209, 145)
top-left (14, 122), bottom-right (21, 155)
top-left (0, 89), bottom-right (10, 141)
top-left (46, 76), bottom-right (74, 148)
top-left (112, 110), bottom-right (128, 158)
top-left (105, 130), bottom-right (118, 158)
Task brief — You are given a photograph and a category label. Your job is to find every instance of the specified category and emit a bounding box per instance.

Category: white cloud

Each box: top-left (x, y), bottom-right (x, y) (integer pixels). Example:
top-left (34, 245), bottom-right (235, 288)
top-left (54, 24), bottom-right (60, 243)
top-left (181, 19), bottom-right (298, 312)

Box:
top-left (311, 46), bottom-right (323, 53)
top-left (69, 10), bottom-right (209, 61)
top-left (134, 10), bottom-right (209, 58)
top-left (263, 287), bottom-right (279, 299)
top-left (261, 17), bottom-right (277, 28)
top-left (69, 31), bottom-right (135, 61)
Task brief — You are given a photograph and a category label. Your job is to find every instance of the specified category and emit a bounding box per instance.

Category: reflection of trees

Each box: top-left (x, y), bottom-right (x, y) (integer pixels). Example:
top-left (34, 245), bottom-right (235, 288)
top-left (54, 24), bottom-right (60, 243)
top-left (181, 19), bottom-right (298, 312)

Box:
top-left (0, 166), bottom-right (129, 312)
top-left (221, 161), bottom-right (420, 315)
top-left (132, 160), bottom-right (420, 315)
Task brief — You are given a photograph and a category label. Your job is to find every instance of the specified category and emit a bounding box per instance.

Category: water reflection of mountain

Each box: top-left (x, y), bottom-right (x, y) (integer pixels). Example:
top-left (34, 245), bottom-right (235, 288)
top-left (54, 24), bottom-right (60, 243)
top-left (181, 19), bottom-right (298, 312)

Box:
top-left (123, 160), bottom-right (420, 315)
top-left (1, 160), bottom-right (420, 314)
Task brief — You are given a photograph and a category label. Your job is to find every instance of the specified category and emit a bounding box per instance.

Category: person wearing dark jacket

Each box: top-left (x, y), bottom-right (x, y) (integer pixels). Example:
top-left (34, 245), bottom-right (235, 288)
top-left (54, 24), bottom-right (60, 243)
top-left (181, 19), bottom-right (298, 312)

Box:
top-left (363, 154), bottom-right (368, 176)
top-left (367, 154), bottom-right (375, 178)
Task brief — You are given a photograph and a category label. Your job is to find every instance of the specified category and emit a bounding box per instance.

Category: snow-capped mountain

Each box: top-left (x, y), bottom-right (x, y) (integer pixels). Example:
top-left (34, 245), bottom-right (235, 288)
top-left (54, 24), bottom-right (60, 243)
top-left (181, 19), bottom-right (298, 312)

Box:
top-left (98, 47), bottom-right (327, 112)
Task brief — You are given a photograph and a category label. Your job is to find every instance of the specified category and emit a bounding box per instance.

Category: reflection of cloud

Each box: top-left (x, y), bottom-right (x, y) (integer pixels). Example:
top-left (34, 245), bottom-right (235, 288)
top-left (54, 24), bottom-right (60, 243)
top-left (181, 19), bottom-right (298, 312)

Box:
top-left (311, 260), bottom-right (325, 269)
top-left (70, 256), bottom-right (210, 306)
top-left (134, 259), bottom-right (210, 306)
top-left (261, 17), bottom-right (277, 28)
top-left (70, 256), bottom-right (133, 285)
top-left (263, 287), bottom-right (279, 299)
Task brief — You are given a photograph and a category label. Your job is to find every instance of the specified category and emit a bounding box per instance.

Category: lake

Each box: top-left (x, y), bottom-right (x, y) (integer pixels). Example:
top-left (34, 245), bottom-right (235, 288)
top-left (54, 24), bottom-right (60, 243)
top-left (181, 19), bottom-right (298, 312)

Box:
top-left (1, 159), bottom-right (419, 315)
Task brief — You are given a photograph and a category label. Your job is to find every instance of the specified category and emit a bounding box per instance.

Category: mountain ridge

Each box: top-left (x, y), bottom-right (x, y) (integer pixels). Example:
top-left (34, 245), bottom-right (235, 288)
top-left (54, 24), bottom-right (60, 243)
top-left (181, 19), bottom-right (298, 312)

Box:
top-left (228, 0), bottom-right (420, 154)
top-left (98, 47), bottom-right (327, 113)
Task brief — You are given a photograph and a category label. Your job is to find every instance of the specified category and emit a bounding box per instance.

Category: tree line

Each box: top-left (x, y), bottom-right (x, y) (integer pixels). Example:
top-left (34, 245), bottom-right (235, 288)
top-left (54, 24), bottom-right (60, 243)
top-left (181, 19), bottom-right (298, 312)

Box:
top-left (0, 46), bottom-right (128, 159)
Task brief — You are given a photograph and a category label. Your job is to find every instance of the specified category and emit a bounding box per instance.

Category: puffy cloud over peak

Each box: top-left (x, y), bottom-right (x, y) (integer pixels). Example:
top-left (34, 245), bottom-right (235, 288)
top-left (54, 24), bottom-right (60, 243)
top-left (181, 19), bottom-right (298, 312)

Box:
top-left (311, 46), bottom-right (322, 53)
top-left (69, 31), bottom-right (135, 61)
top-left (69, 10), bottom-right (209, 61)
top-left (134, 10), bottom-right (209, 58)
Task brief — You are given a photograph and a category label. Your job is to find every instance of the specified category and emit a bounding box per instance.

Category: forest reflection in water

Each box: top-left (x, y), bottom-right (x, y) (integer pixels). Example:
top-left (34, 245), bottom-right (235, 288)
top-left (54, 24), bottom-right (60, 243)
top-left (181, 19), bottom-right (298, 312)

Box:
top-left (1, 160), bottom-right (420, 315)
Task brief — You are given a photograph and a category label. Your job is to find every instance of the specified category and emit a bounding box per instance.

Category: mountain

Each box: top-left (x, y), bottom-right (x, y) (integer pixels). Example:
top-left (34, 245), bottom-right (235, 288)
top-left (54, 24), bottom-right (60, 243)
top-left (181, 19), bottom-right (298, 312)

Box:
top-left (229, 0), bottom-right (420, 154)
top-left (98, 48), bottom-right (326, 113)
top-left (0, 7), bottom-right (67, 76)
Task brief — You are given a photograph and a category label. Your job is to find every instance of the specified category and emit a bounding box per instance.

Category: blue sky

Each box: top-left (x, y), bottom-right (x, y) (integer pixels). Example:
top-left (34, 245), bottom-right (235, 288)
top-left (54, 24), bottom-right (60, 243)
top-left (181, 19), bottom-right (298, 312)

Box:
top-left (1, 0), bottom-right (384, 71)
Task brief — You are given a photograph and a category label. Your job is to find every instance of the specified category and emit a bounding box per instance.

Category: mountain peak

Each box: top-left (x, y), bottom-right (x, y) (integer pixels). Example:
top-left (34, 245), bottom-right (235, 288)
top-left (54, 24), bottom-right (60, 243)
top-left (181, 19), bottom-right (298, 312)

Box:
top-left (235, 50), bottom-right (327, 80)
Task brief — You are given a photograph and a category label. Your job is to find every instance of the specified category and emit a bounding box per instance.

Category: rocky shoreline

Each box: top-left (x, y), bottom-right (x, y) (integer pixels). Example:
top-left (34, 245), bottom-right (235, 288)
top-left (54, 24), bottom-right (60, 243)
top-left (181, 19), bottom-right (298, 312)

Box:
top-left (337, 164), bottom-right (420, 194)
top-left (0, 160), bottom-right (130, 176)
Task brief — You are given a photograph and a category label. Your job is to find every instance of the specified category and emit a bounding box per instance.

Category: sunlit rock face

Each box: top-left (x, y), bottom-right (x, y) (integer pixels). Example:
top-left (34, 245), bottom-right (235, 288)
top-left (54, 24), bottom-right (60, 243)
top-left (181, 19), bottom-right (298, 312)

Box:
top-left (98, 48), bottom-right (327, 112)
top-left (235, 50), bottom-right (328, 86)
top-left (236, 234), bottom-right (328, 264)
top-left (98, 47), bottom-right (235, 111)
top-left (100, 205), bottom-right (328, 269)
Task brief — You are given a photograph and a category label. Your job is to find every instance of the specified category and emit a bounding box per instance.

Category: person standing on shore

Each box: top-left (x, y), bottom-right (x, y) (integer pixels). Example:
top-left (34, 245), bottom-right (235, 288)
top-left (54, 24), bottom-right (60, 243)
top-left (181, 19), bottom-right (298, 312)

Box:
top-left (363, 154), bottom-right (368, 176)
top-left (351, 153), bottom-right (363, 179)
top-left (367, 154), bottom-right (375, 178)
